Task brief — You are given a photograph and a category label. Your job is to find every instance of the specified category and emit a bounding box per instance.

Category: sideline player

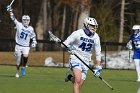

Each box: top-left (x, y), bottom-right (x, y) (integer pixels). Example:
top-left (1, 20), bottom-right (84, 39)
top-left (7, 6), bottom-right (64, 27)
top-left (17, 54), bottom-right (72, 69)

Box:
top-left (7, 5), bottom-right (37, 78)
top-left (52, 17), bottom-right (102, 93)
top-left (126, 25), bottom-right (140, 82)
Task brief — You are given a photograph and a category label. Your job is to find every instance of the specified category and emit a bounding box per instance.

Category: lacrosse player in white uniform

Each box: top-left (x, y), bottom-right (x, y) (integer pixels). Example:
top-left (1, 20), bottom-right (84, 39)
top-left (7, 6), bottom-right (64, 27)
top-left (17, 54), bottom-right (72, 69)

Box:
top-left (7, 5), bottom-right (37, 78)
top-left (63, 17), bottom-right (102, 93)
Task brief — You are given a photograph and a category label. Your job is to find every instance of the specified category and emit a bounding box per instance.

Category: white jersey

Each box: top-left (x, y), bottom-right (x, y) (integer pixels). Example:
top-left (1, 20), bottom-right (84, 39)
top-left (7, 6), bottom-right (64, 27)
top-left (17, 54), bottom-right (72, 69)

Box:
top-left (14, 19), bottom-right (36, 47)
top-left (63, 29), bottom-right (101, 62)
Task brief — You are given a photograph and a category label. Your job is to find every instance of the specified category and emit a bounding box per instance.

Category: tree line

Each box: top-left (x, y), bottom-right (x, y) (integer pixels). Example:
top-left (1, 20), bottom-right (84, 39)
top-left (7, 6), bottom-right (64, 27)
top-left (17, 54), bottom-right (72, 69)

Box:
top-left (0, 0), bottom-right (140, 51)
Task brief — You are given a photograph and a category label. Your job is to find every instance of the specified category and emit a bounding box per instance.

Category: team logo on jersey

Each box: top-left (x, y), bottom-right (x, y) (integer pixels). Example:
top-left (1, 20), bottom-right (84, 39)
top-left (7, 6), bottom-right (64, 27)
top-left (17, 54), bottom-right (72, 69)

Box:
top-left (80, 37), bottom-right (94, 43)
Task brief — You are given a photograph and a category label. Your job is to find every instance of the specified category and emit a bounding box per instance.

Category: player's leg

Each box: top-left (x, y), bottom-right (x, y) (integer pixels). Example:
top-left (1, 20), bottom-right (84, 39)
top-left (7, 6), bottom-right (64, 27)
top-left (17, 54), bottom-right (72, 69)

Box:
top-left (21, 47), bottom-right (30, 76)
top-left (73, 68), bottom-right (83, 93)
top-left (71, 59), bottom-right (85, 93)
top-left (14, 46), bottom-right (22, 78)
top-left (134, 59), bottom-right (140, 81)
top-left (73, 63), bottom-right (88, 93)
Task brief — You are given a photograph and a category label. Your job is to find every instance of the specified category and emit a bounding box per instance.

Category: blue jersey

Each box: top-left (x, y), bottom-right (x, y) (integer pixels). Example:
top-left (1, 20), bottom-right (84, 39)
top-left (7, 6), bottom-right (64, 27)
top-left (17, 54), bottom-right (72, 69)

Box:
top-left (130, 34), bottom-right (140, 51)
top-left (130, 34), bottom-right (140, 59)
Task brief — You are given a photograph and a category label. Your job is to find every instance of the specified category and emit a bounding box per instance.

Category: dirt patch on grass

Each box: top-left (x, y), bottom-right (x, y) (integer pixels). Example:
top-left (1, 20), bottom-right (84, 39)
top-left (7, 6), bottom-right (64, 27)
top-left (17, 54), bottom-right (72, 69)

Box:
top-left (0, 51), bottom-right (70, 66)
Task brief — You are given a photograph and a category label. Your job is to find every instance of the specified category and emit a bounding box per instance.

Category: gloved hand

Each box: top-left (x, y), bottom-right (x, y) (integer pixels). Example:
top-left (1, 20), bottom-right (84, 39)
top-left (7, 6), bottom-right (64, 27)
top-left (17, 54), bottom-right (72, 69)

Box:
top-left (126, 40), bottom-right (132, 50)
top-left (31, 41), bottom-right (37, 48)
top-left (67, 44), bottom-right (74, 55)
top-left (7, 5), bottom-right (13, 12)
top-left (31, 43), bottom-right (36, 48)
top-left (93, 65), bottom-right (102, 77)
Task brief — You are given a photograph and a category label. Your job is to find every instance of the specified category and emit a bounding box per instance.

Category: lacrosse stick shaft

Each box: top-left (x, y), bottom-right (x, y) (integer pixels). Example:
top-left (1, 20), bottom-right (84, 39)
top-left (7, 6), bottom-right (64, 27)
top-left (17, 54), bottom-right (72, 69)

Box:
top-left (9, 0), bottom-right (15, 6)
top-left (129, 50), bottom-right (131, 63)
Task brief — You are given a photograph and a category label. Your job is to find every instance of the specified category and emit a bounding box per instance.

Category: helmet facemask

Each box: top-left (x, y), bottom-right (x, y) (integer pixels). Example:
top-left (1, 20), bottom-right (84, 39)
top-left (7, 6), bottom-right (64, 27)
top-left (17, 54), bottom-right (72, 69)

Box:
top-left (133, 29), bottom-right (140, 35)
top-left (87, 24), bottom-right (98, 33)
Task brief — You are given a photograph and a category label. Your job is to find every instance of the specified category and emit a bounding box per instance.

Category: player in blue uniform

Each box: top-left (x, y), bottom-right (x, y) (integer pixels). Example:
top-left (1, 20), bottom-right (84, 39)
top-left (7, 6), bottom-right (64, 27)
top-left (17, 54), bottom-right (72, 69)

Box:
top-left (127, 25), bottom-right (140, 82)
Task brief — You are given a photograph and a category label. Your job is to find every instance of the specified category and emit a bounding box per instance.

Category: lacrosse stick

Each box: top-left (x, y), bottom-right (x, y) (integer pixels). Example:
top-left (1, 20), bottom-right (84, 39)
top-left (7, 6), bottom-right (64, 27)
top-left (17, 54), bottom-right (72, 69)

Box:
top-left (9, 0), bottom-right (15, 6)
top-left (129, 50), bottom-right (131, 63)
top-left (6, 0), bottom-right (15, 12)
top-left (48, 31), bottom-right (114, 90)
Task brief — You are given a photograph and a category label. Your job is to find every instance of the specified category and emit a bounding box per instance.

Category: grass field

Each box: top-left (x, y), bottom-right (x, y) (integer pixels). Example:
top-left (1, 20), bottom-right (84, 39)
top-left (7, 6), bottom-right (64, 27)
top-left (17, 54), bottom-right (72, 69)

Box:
top-left (0, 65), bottom-right (138, 93)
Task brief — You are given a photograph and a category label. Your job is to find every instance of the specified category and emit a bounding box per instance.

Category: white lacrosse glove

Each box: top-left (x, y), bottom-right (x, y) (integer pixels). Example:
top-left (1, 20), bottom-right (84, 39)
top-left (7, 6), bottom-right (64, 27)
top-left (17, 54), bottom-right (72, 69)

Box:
top-left (31, 43), bottom-right (36, 48)
top-left (7, 5), bottom-right (13, 12)
top-left (31, 41), bottom-right (37, 48)
top-left (93, 65), bottom-right (102, 77)
top-left (126, 40), bottom-right (132, 50)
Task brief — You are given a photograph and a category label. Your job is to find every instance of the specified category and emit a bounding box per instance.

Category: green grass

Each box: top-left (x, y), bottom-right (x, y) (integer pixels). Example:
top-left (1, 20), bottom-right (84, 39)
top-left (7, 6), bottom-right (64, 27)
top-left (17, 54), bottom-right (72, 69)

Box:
top-left (0, 65), bottom-right (138, 93)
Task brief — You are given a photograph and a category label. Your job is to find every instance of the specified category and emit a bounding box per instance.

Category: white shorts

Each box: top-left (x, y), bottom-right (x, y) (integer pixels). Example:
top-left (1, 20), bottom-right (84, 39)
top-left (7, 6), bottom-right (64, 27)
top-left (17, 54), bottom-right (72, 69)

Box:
top-left (15, 45), bottom-right (30, 55)
top-left (69, 57), bottom-right (89, 80)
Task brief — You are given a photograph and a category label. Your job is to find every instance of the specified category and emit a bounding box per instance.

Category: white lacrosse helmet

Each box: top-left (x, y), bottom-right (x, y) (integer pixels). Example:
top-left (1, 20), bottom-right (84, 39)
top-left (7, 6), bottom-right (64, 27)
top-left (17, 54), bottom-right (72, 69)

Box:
top-left (132, 25), bottom-right (140, 30)
top-left (83, 17), bottom-right (98, 35)
top-left (22, 15), bottom-right (30, 20)
top-left (22, 15), bottom-right (30, 26)
top-left (132, 25), bottom-right (140, 35)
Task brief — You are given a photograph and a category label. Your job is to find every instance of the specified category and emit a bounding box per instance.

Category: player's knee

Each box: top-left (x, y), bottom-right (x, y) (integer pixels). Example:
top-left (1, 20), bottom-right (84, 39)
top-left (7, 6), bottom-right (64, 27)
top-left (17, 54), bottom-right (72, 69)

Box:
top-left (74, 77), bottom-right (82, 84)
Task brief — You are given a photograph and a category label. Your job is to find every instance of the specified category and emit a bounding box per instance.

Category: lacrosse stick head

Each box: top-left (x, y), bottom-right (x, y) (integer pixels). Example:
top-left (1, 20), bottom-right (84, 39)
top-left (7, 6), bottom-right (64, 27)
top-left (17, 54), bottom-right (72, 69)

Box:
top-left (48, 31), bottom-right (61, 43)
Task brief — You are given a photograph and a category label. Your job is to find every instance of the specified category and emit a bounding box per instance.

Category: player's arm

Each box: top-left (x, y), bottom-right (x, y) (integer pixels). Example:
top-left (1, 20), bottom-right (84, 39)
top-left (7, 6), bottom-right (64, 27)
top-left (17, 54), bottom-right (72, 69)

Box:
top-left (7, 5), bottom-right (15, 21)
top-left (126, 34), bottom-right (134, 50)
top-left (30, 29), bottom-right (37, 48)
top-left (126, 40), bottom-right (133, 50)
top-left (93, 35), bottom-right (102, 77)
top-left (31, 37), bottom-right (37, 48)
top-left (94, 35), bottom-right (101, 64)
top-left (7, 5), bottom-right (20, 26)
top-left (63, 31), bottom-right (77, 46)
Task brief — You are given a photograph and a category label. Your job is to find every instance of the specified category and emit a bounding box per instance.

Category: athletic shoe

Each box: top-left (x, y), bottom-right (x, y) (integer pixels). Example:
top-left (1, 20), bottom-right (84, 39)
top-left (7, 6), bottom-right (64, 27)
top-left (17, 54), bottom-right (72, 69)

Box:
top-left (15, 72), bottom-right (19, 78)
top-left (137, 79), bottom-right (140, 82)
top-left (65, 71), bottom-right (71, 82)
top-left (21, 67), bottom-right (26, 76)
